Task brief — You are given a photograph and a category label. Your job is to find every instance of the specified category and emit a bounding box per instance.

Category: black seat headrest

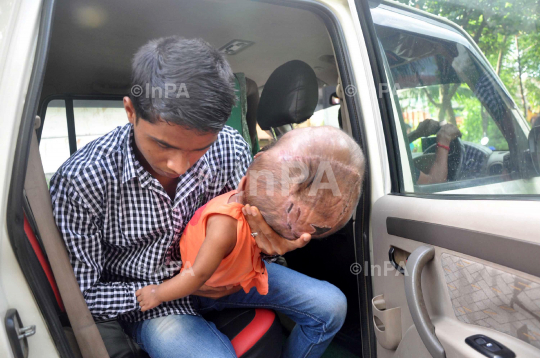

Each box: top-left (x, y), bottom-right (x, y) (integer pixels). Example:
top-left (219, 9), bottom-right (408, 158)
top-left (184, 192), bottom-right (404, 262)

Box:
top-left (257, 60), bottom-right (319, 130)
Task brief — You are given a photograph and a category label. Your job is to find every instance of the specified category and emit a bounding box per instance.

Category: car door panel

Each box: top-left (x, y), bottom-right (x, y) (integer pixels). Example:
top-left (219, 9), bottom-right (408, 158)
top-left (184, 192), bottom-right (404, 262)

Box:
top-left (372, 195), bottom-right (540, 357)
top-left (386, 218), bottom-right (540, 279)
top-left (1, 0), bottom-right (62, 356)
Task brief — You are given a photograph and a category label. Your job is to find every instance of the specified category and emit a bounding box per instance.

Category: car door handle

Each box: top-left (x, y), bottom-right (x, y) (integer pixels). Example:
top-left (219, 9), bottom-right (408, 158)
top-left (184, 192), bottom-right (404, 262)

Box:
top-left (389, 246), bottom-right (409, 275)
top-left (404, 246), bottom-right (446, 358)
top-left (4, 309), bottom-right (34, 358)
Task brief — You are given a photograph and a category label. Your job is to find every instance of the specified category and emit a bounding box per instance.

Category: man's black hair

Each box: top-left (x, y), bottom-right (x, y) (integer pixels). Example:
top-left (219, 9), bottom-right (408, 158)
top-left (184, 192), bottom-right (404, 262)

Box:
top-left (129, 36), bottom-right (236, 133)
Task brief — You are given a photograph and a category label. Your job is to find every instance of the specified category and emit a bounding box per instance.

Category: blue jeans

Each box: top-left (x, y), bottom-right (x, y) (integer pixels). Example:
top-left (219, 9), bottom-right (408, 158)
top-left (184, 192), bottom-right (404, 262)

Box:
top-left (121, 262), bottom-right (347, 358)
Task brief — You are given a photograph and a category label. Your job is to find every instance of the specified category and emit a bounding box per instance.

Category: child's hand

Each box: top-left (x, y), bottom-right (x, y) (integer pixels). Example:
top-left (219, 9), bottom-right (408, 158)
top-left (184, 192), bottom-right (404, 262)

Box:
top-left (136, 285), bottom-right (162, 312)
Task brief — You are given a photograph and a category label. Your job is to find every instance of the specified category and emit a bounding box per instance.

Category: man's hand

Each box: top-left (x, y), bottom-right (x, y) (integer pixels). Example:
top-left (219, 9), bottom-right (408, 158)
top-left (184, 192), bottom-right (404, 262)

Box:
top-left (407, 119), bottom-right (441, 143)
top-left (417, 123), bottom-right (462, 185)
top-left (242, 204), bottom-right (311, 256)
top-left (136, 285), bottom-right (163, 312)
top-left (415, 119), bottom-right (441, 138)
top-left (436, 123), bottom-right (461, 146)
top-left (192, 284), bottom-right (242, 299)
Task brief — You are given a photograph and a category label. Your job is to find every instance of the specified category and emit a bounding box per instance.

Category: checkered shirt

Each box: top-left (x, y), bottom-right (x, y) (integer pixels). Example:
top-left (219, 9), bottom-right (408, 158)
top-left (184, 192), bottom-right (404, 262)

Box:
top-left (474, 73), bottom-right (507, 122)
top-left (50, 123), bottom-right (251, 322)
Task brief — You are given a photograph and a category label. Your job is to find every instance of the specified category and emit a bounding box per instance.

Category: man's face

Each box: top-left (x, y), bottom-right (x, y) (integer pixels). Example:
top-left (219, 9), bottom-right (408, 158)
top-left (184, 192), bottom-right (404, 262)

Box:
top-left (124, 97), bottom-right (218, 179)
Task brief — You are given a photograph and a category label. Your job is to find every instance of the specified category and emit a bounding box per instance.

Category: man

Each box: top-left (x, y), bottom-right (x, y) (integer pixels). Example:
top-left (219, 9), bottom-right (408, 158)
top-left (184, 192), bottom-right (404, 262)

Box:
top-left (50, 36), bottom-right (346, 358)
top-left (531, 114), bottom-right (540, 128)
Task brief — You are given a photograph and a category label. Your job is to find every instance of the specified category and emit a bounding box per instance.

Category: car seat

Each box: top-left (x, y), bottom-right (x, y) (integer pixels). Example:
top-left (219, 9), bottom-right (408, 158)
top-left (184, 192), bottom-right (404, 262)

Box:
top-left (256, 60), bottom-right (319, 139)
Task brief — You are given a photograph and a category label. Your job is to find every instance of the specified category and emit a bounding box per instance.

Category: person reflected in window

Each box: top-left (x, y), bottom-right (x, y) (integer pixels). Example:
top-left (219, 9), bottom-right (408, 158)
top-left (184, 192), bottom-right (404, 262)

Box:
top-left (531, 114), bottom-right (540, 128)
top-left (407, 119), bottom-right (461, 185)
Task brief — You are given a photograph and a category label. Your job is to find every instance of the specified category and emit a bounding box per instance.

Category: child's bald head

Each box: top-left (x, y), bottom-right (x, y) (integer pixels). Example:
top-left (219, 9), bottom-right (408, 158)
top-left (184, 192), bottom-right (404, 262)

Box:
top-left (242, 126), bottom-right (365, 240)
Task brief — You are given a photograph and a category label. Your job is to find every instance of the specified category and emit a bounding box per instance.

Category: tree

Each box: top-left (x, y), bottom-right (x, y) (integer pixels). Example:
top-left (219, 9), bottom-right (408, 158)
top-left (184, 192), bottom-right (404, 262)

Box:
top-left (396, 0), bottom-right (540, 122)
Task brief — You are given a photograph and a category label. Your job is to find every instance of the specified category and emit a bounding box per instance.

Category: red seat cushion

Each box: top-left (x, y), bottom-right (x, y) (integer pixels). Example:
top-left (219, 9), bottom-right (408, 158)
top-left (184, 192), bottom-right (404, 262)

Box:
top-left (204, 308), bottom-right (284, 358)
top-left (24, 215), bottom-right (65, 312)
top-left (231, 309), bottom-right (276, 356)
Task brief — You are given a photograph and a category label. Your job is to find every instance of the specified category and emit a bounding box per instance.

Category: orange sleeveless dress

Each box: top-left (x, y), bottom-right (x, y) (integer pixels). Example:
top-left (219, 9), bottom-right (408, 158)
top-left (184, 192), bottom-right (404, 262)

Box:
top-left (179, 191), bottom-right (269, 295)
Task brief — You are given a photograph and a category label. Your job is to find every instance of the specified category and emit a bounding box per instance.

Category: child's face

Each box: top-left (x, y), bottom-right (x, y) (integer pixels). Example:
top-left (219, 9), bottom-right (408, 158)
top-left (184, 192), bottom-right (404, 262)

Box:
top-left (277, 195), bottom-right (353, 240)
top-left (241, 175), bottom-right (352, 241)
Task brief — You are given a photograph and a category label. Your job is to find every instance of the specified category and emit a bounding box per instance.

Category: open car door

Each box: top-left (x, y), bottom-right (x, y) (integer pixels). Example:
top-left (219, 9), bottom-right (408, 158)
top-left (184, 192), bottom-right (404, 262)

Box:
top-left (371, 198), bottom-right (540, 358)
top-left (352, 0), bottom-right (540, 357)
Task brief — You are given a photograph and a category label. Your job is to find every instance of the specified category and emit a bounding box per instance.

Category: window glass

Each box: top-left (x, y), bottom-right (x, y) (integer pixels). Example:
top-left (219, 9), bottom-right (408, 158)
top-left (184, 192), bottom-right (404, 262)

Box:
top-left (296, 85), bottom-right (341, 129)
top-left (39, 100), bottom-right (70, 184)
top-left (73, 100), bottom-right (127, 149)
top-left (371, 2), bottom-right (540, 195)
top-left (298, 105), bottom-right (341, 129)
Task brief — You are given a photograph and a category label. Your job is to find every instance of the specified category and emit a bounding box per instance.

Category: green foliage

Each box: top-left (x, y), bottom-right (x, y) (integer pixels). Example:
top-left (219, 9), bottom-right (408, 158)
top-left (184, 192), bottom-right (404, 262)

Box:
top-left (398, 84), bottom-right (509, 150)
top-left (456, 89), bottom-right (509, 150)
top-left (395, 0), bottom-right (540, 121)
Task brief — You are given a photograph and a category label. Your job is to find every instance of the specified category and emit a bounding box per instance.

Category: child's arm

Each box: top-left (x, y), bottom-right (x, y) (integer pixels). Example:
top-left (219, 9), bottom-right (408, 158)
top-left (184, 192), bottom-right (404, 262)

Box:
top-left (136, 214), bottom-right (238, 312)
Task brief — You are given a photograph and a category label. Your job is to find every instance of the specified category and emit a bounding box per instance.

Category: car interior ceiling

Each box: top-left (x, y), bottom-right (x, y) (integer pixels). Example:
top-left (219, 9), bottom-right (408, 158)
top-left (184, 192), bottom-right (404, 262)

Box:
top-left (41, 0), bottom-right (338, 98)
top-left (32, 0), bottom-right (365, 356)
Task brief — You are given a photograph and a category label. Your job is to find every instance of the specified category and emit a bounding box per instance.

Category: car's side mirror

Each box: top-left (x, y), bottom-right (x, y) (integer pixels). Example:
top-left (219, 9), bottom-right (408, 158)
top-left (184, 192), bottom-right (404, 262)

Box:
top-left (527, 126), bottom-right (540, 176)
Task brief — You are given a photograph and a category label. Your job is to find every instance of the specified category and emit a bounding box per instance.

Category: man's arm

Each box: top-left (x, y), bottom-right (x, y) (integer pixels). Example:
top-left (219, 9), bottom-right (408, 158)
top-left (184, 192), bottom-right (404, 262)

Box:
top-left (50, 175), bottom-right (154, 320)
top-left (416, 124), bottom-right (461, 185)
top-left (407, 119), bottom-right (440, 143)
top-left (416, 148), bottom-right (449, 184)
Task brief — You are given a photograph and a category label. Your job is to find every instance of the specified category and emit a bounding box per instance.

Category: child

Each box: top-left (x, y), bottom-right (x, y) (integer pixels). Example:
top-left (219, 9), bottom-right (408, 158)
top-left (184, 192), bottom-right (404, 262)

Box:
top-left (136, 126), bottom-right (365, 311)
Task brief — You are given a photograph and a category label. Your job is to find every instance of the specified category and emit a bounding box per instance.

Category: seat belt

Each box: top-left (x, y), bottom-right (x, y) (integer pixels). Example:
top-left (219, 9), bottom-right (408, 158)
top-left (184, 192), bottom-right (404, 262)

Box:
top-left (24, 117), bottom-right (109, 358)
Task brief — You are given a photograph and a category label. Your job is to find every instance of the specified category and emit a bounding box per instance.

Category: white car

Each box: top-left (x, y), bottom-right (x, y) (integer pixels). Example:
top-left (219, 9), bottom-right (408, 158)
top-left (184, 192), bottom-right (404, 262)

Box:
top-left (1, 0), bottom-right (539, 357)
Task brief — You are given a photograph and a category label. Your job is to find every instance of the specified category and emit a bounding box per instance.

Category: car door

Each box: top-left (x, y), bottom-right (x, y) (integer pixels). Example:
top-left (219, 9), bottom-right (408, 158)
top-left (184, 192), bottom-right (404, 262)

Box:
top-left (1, 0), bottom-right (62, 357)
top-left (352, 0), bottom-right (540, 357)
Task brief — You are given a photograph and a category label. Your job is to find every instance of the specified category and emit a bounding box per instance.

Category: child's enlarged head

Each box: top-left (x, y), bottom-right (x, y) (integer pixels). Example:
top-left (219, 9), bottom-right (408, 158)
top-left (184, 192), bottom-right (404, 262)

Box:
top-left (242, 126), bottom-right (365, 240)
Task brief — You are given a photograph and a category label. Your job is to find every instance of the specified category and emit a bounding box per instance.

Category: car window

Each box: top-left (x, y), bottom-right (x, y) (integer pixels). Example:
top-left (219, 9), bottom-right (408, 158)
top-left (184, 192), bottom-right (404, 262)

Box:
top-left (296, 86), bottom-right (341, 129)
top-left (39, 98), bottom-right (127, 183)
top-left (371, 2), bottom-right (540, 195)
top-left (298, 105), bottom-right (341, 129)
top-left (403, 84), bottom-right (508, 154)
top-left (73, 100), bottom-right (126, 149)
top-left (39, 100), bottom-right (70, 184)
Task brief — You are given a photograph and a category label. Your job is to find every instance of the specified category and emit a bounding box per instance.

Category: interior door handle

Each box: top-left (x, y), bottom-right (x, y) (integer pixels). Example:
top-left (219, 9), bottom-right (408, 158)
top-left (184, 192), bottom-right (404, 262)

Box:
top-left (404, 246), bottom-right (446, 358)
top-left (4, 309), bottom-right (33, 358)
top-left (389, 246), bottom-right (409, 275)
